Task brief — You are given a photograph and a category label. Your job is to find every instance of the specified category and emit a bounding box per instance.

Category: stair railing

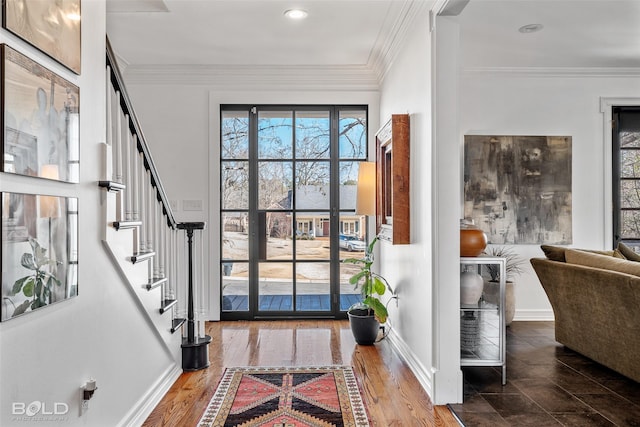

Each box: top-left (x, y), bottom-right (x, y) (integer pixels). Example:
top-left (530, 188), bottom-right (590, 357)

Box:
top-left (100, 37), bottom-right (210, 370)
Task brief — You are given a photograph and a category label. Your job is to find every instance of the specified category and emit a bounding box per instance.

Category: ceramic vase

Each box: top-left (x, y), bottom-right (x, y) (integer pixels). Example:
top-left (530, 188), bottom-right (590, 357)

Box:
top-left (460, 265), bottom-right (484, 306)
top-left (460, 219), bottom-right (488, 257)
top-left (483, 280), bottom-right (516, 326)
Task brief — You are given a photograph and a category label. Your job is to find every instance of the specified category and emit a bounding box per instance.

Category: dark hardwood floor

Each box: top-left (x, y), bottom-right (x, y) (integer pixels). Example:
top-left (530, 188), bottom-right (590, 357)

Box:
top-left (143, 320), bottom-right (458, 426)
top-left (449, 321), bottom-right (640, 426)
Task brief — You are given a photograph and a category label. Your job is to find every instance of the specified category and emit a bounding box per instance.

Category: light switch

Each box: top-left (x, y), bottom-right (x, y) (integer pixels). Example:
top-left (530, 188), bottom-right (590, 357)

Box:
top-left (182, 200), bottom-right (203, 211)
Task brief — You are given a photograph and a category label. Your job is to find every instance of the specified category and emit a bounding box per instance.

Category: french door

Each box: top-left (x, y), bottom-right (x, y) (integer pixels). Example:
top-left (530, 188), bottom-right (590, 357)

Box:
top-left (220, 105), bottom-right (368, 319)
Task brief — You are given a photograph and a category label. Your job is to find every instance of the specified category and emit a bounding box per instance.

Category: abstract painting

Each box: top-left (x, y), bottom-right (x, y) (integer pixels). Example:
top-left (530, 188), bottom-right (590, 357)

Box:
top-left (3, 0), bottom-right (81, 74)
top-left (464, 135), bottom-right (572, 244)
top-left (1, 44), bottom-right (80, 183)
top-left (1, 192), bottom-right (78, 321)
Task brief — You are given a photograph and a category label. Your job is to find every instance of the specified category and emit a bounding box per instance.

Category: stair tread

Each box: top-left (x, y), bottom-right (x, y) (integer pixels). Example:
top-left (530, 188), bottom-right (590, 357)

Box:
top-left (113, 220), bottom-right (142, 230)
top-left (171, 318), bottom-right (186, 333)
top-left (98, 180), bottom-right (126, 192)
top-left (145, 277), bottom-right (168, 290)
top-left (159, 298), bottom-right (177, 314)
top-left (131, 251), bottom-right (155, 264)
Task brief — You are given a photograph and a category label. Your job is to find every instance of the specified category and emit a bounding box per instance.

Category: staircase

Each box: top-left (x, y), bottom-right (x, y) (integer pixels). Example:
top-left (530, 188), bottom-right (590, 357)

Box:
top-left (99, 38), bottom-right (210, 370)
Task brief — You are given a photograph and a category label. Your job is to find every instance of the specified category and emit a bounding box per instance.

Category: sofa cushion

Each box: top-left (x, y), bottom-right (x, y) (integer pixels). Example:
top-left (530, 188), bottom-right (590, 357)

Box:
top-left (541, 245), bottom-right (621, 262)
top-left (617, 242), bottom-right (640, 262)
top-left (565, 248), bottom-right (640, 277)
top-left (541, 245), bottom-right (567, 262)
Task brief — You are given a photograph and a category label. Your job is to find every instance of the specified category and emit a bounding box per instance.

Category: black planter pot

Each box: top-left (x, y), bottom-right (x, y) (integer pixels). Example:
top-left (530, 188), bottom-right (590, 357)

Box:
top-left (348, 308), bottom-right (380, 345)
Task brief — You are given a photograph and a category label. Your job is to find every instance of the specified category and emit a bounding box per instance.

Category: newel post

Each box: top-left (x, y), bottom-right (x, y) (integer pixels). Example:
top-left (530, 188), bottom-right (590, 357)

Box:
top-left (177, 221), bottom-right (211, 371)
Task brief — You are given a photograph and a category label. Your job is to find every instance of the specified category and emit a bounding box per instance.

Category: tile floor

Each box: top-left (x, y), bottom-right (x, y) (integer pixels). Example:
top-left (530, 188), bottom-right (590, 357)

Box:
top-left (448, 321), bottom-right (640, 426)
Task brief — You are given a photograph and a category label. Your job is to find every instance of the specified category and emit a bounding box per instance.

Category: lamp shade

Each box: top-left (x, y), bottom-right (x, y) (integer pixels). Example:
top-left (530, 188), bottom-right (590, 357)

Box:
top-left (355, 162), bottom-right (376, 216)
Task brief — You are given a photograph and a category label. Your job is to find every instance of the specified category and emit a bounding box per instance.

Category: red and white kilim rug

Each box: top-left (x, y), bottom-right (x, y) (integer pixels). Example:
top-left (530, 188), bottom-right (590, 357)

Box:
top-left (197, 366), bottom-right (371, 427)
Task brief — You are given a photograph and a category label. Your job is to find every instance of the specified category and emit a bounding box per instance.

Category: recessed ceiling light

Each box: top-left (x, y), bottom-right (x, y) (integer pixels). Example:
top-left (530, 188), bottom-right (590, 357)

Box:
top-left (518, 24), bottom-right (543, 34)
top-left (284, 9), bottom-right (308, 20)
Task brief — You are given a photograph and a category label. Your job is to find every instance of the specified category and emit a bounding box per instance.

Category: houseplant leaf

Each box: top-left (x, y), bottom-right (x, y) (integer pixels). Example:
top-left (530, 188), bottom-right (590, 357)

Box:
top-left (363, 296), bottom-right (388, 323)
top-left (11, 300), bottom-right (32, 317)
top-left (373, 277), bottom-right (386, 296)
top-left (11, 276), bottom-right (30, 295)
top-left (349, 271), bottom-right (366, 285)
top-left (20, 253), bottom-right (36, 270)
top-left (22, 279), bottom-right (35, 298)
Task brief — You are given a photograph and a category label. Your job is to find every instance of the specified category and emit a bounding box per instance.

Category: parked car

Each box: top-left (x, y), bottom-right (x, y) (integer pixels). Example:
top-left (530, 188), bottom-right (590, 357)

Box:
top-left (339, 234), bottom-right (366, 251)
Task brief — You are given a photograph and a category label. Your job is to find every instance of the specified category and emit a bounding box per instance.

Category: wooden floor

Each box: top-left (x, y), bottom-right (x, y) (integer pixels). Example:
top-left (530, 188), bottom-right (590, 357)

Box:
top-left (143, 320), bottom-right (459, 426)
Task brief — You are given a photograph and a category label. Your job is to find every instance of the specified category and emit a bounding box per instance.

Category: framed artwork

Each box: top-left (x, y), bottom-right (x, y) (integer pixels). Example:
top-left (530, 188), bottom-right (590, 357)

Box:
top-left (1, 192), bottom-right (78, 321)
top-left (2, 0), bottom-right (81, 74)
top-left (464, 135), bottom-right (572, 245)
top-left (1, 44), bottom-right (80, 183)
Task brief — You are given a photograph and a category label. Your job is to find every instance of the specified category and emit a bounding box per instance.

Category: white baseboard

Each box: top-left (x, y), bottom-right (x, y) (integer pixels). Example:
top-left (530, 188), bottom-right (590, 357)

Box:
top-left (386, 329), bottom-right (434, 399)
top-left (118, 363), bottom-right (182, 427)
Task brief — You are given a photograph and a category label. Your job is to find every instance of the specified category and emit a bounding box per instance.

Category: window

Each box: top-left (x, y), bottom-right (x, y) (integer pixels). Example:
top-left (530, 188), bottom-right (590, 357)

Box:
top-left (613, 106), bottom-right (640, 251)
top-left (220, 105), bottom-right (369, 319)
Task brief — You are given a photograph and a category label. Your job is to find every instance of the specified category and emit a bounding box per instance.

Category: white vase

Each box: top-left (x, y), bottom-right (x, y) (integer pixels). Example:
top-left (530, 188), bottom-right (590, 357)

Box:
top-left (460, 265), bottom-right (483, 306)
top-left (483, 280), bottom-right (516, 326)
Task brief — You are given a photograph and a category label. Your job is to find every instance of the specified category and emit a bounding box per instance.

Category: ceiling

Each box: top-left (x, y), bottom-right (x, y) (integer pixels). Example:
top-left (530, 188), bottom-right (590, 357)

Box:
top-left (458, 0), bottom-right (640, 70)
top-left (106, 0), bottom-right (640, 82)
top-left (106, 0), bottom-right (417, 76)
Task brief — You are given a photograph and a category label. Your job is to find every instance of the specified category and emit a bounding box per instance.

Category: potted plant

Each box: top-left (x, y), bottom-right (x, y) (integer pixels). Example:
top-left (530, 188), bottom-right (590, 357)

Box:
top-left (482, 245), bottom-right (525, 326)
top-left (343, 236), bottom-right (393, 345)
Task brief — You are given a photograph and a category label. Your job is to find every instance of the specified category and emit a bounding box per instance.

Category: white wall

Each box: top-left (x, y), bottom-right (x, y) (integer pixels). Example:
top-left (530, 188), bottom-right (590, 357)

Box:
top-left (377, 5), bottom-right (461, 403)
top-left (126, 85), bottom-right (380, 320)
top-left (0, 3), bottom-right (178, 425)
top-left (460, 72), bottom-right (640, 319)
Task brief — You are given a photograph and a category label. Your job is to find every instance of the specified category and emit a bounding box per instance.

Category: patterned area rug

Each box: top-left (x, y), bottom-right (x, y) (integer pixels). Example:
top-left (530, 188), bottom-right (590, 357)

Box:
top-left (198, 366), bottom-right (371, 427)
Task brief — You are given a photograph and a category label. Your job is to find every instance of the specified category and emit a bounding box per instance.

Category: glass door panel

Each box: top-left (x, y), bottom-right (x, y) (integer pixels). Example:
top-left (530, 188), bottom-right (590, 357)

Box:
top-left (221, 110), bottom-right (249, 315)
top-left (262, 212), bottom-right (293, 260)
top-left (338, 110), bottom-right (367, 159)
top-left (295, 111), bottom-right (330, 159)
top-left (296, 262), bottom-right (331, 311)
top-left (259, 262), bottom-right (293, 311)
top-left (295, 161), bottom-right (330, 209)
top-left (340, 262), bottom-right (361, 311)
top-left (221, 111), bottom-right (249, 158)
top-left (295, 220), bottom-right (330, 260)
top-left (258, 161), bottom-right (292, 210)
top-left (221, 161), bottom-right (249, 209)
top-left (222, 261), bottom-right (249, 311)
top-left (258, 111), bottom-right (293, 158)
top-left (221, 105), bottom-right (367, 319)
top-left (221, 212), bottom-right (249, 260)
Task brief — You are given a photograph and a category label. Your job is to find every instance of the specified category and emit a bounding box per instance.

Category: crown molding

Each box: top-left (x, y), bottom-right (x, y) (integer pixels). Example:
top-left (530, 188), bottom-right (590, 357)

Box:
top-left (113, 0), bottom-right (423, 90)
top-left (121, 64), bottom-right (380, 91)
top-left (462, 66), bottom-right (640, 78)
top-left (368, 0), bottom-right (428, 82)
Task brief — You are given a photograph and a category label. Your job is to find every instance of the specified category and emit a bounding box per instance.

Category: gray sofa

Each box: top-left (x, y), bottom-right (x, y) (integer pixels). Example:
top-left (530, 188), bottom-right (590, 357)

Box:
top-left (531, 248), bottom-right (640, 383)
